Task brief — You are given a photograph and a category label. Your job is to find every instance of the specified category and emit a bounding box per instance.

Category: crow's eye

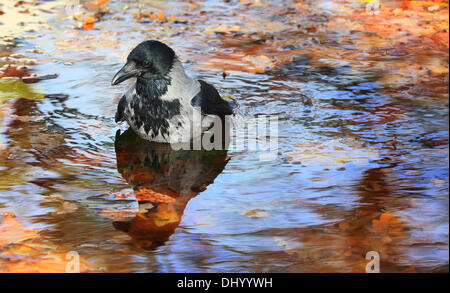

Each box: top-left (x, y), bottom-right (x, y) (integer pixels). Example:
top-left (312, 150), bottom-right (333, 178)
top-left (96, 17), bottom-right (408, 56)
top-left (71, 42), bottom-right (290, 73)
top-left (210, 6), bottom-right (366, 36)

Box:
top-left (142, 60), bottom-right (152, 67)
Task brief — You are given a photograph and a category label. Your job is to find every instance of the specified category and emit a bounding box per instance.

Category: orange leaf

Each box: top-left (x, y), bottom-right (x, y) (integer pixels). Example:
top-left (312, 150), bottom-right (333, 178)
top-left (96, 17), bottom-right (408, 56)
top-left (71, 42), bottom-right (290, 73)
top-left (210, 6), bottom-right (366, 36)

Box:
top-left (135, 188), bottom-right (176, 203)
top-left (370, 213), bottom-right (404, 236)
top-left (84, 16), bottom-right (96, 24)
top-left (168, 15), bottom-right (187, 24)
top-left (137, 9), bottom-right (142, 20)
top-left (306, 25), bottom-right (317, 32)
top-left (169, 15), bottom-right (177, 23)
top-left (157, 11), bottom-right (167, 23)
top-left (0, 215), bottom-right (41, 247)
top-left (0, 66), bottom-right (30, 78)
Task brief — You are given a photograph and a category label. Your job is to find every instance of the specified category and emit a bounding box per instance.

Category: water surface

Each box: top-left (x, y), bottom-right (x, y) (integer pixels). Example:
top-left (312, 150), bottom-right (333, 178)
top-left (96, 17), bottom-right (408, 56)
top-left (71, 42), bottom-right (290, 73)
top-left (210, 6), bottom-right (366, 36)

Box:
top-left (0, 0), bottom-right (448, 272)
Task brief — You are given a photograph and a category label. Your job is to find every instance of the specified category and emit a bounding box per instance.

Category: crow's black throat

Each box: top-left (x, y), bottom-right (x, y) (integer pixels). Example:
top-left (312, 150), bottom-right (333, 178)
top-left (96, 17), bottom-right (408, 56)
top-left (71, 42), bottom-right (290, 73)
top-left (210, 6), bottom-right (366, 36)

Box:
top-left (129, 77), bottom-right (181, 138)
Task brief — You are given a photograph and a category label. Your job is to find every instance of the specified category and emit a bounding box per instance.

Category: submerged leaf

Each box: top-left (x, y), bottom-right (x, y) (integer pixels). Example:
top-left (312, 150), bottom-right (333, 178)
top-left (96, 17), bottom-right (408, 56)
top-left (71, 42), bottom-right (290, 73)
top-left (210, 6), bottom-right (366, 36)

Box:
top-left (0, 79), bottom-right (45, 102)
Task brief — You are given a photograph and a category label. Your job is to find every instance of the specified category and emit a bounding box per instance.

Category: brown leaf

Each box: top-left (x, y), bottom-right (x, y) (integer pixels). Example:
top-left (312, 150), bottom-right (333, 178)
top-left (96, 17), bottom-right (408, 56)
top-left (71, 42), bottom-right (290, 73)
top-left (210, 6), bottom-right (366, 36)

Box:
top-left (0, 66), bottom-right (30, 78)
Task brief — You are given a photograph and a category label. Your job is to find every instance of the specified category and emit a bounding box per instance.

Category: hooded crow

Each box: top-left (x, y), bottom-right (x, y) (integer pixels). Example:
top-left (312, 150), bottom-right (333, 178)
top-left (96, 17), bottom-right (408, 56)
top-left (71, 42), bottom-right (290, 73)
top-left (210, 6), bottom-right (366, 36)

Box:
top-left (111, 40), bottom-right (235, 143)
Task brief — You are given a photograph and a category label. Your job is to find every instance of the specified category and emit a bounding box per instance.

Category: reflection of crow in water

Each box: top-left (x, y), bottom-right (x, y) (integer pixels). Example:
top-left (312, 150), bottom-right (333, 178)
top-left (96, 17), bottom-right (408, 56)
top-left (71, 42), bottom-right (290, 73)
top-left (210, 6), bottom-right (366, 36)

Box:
top-left (113, 128), bottom-right (229, 250)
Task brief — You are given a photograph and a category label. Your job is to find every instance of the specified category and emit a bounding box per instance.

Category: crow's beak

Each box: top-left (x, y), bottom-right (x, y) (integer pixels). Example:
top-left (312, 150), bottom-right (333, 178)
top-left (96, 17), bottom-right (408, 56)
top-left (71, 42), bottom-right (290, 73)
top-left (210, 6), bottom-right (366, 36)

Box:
top-left (111, 61), bottom-right (139, 86)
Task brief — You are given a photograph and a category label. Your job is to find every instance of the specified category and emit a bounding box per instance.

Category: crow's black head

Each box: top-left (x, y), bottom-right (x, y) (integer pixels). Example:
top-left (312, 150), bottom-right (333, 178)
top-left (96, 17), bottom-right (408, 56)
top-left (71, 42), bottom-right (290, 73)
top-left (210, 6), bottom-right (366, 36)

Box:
top-left (111, 40), bottom-right (176, 85)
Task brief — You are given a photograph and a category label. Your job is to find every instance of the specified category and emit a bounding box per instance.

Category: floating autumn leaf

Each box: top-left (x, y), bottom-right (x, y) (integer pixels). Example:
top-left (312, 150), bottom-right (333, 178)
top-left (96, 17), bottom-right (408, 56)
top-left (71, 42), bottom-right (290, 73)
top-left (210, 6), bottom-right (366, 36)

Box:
top-left (157, 11), bottom-right (167, 23)
top-left (136, 8), bottom-right (142, 20)
top-left (14, 0), bottom-right (25, 7)
top-left (243, 209), bottom-right (269, 218)
top-left (0, 66), bottom-right (30, 78)
top-left (135, 187), bottom-right (176, 203)
top-left (306, 25), bottom-right (317, 33)
top-left (139, 11), bottom-right (171, 23)
top-left (84, 16), bottom-right (96, 24)
top-left (142, 11), bottom-right (157, 21)
top-left (169, 15), bottom-right (188, 24)
top-left (82, 16), bottom-right (97, 30)
top-left (169, 15), bottom-right (177, 23)
top-left (369, 213), bottom-right (404, 236)
top-left (204, 24), bottom-right (242, 35)
top-left (0, 79), bottom-right (45, 103)
top-left (0, 214), bottom-right (41, 247)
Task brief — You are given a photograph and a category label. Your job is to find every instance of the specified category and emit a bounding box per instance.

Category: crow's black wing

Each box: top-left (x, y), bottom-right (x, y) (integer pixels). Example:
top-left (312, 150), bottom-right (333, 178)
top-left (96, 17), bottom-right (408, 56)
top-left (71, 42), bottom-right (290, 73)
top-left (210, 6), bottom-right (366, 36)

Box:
top-left (115, 95), bottom-right (128, 123)
top-left (191, 80), bottom-right (234, 116)
top-left (115, 85), bottom-right (138, 123)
